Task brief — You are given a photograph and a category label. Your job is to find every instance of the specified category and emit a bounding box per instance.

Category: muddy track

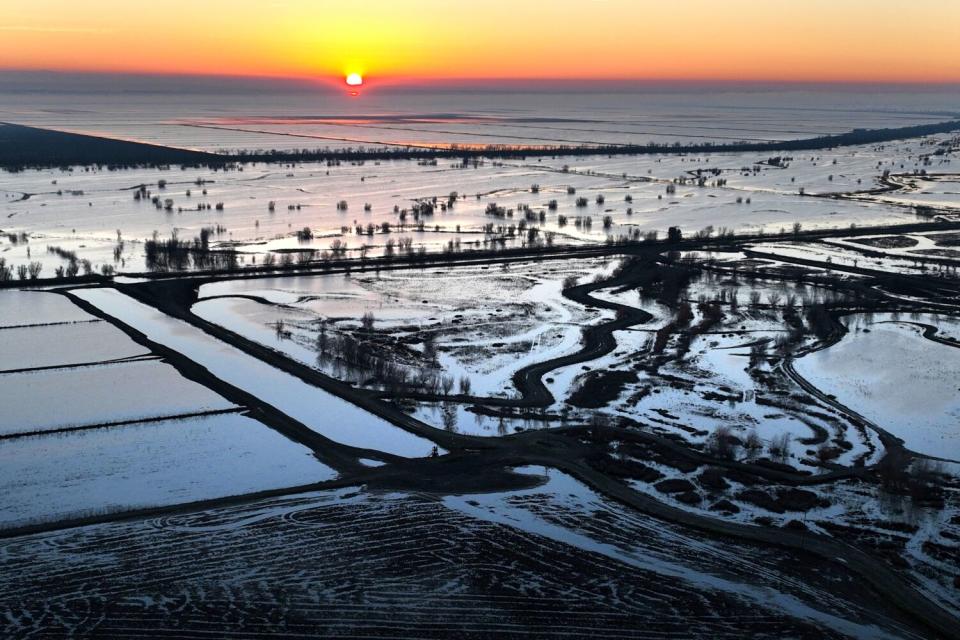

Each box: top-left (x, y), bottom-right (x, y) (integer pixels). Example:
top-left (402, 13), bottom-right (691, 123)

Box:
top-left (4, 405), bottom-right (957, 639)
top-left (124, 253), bottom-right (664, 446)
top-left (784, 315), bottom-right (960, 466)
top-left (177, 248), bottom-right (902, 494)
top-left (510, 263), bottom-right (656, 406)
top-left (113, 258), bottom-right (856, 498)
top-left (576, 423), bottom-right (870, 486)
top-left (781, 357), bottom-right (904, 456)
top-left (182, 252), bottom-right (905, 504)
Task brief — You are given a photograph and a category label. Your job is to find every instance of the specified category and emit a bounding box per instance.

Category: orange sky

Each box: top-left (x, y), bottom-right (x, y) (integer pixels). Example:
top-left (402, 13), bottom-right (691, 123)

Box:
top-left (2, 0), bottom-right (959, 83)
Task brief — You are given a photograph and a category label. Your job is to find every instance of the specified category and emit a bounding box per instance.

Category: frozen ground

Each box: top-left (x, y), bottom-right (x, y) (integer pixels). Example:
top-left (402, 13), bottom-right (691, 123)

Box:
top-left (1, 113), bottom-right (959, 637)
top-left (194, 258), bottom-right (617, 399)
top-left (0, 467), bottom-right (930, 639)
top-left (748, 241), bottom-right (956, 277)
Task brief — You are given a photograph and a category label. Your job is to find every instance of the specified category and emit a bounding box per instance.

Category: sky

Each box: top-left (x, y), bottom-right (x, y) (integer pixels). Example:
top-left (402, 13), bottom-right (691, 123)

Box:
top-left (1, 0), bottom-right (959, 85)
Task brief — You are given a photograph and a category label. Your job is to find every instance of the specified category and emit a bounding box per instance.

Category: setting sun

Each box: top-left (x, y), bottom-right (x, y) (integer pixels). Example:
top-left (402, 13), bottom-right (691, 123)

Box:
top-left (2, 1), bottom-right (959, 82)
top-left (345, 73), bottom-right (363, 86)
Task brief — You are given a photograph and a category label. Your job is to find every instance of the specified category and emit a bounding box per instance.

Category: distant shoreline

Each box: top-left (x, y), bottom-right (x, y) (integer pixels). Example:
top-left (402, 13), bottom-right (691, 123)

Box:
top-left (2, 118), bottom-right (959, 170)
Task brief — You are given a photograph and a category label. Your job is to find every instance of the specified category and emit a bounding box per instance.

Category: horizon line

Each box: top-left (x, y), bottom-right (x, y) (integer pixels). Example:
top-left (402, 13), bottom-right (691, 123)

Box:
top-left (3, 68), bottom-right (960, 88)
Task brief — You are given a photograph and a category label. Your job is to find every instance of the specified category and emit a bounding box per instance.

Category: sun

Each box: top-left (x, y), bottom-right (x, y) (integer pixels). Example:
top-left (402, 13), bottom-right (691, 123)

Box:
top-left (345, 73), bottom-right (363, 86)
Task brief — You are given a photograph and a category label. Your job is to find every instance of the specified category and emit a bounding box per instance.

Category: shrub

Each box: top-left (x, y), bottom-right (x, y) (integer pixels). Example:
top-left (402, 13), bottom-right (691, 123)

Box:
top-left (768, 432), bottom-right (792, 460)
top-left (705, 426), bottom-right (739, 460)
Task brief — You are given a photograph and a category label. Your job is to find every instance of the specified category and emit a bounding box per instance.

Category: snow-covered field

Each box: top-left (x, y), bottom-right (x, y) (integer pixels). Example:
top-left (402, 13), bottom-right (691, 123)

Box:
top-left (1, 90), bottom-right (959, 638)
top-left (748, 241), bottom-right (956, 276)
top-left (446, 466), bottom-right (918, 639)
top-left (194, 258), bottom-right (617, 400)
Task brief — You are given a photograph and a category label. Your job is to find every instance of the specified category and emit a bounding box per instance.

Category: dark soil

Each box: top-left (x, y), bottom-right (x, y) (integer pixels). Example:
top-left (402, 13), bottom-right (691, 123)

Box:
top-left (928, 232), bottom-right (960, 247)
top-left (736, 488), bottom-right (827, 514)
top-left (655, 478), bottom-right (697, 494)
top-left (847, 235), bottom-right (918, 249)
top-left (567, 369), bottom-right (638, 408)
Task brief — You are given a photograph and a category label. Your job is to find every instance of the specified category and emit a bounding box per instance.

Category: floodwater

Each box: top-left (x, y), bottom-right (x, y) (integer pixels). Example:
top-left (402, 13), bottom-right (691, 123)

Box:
top-left (794, 314), bottom-right (960, 461)
top-left (73, 287), bottom-right (439, 457)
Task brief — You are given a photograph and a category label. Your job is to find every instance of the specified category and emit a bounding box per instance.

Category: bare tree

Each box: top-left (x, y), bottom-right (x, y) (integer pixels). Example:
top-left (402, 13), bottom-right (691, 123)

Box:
top-left (705, 426), bottom-right (739, 460)
top-left (441, 375), bottom-right (455, 396)
top-left (768, 432), bottom-right (792, 460)
top-left (361, 311), bottom-right (375, 332)
top-left (743, 430), bottom-right (763, 457)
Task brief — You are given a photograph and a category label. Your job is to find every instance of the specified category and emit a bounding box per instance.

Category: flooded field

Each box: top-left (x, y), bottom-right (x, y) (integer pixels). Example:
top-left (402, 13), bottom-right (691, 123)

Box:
top-left (795, 314), bottom-right (960, 461)
top-left (3, 130), bottom-right (958, 279)
top-left (2, 108), bottom-right (960, 638)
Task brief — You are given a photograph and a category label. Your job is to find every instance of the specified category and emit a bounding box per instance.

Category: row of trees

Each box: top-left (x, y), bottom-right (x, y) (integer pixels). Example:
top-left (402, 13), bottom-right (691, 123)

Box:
top-left (144, 230), bottom-right (239, 272)
top-left (705, 426), bottom-right (793, 462)
top-left (0, 257), bottom-right (42, 281)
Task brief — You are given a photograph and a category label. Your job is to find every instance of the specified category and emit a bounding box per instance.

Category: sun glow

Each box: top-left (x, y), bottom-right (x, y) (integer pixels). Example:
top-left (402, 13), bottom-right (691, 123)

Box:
top-left (345, 73), bottom-right (363, 86)
top-left (0, 2), bottom-right (959, 83)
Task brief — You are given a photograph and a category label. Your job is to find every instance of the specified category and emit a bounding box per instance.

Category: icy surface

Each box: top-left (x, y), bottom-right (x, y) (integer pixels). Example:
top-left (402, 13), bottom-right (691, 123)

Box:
top-left (0, 320), bottom-right (149, 371)
top-left (0, 289), bottom-right (95, 327)
top-left (196, 259), bottom-right (616, 398)
top-left (445, 466), bottom-right (908, 640)
top-left (0, 412), bottom-right (335, 529)
top-left (794, 315), bottom-right (960, 461)
top-left (73, 287), bottom-right (438, 457)
top-left (0, 359), bottom-right (235, 436)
